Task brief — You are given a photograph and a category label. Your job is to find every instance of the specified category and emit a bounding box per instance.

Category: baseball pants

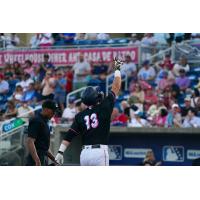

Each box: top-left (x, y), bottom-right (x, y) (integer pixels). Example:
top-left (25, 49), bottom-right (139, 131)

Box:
top-left (80, 145), bottom-right (109, 166)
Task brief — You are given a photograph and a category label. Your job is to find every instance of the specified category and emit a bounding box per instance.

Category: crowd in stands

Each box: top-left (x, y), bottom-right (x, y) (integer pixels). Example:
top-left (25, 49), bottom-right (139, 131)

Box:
top-left (1, 33), bottom-right (200, 129)
top-left (2, 33), bottom-right (200, 49)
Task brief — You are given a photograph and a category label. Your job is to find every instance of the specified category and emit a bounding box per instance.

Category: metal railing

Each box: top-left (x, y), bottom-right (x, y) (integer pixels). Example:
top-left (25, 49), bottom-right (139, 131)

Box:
top-left (147, 46), bottom-right (173, 63)
top-left (0, 104), bottom-right (42, 136)
top-left (66, 86), bottom-right (87, 107)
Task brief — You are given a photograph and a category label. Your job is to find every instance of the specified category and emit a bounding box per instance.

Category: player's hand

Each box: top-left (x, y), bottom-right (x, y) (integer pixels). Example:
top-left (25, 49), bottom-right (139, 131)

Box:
top-left (113, 57), bottom-right (123, 71)
top-left (35, 157), bottom-right (41, 166)
top-left (55, 153), bottom-right (64, 165)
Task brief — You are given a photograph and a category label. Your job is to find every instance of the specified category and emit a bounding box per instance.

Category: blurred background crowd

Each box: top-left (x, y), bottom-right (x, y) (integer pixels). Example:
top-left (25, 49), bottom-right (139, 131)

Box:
top-left (1, 33), bottom-right (200, 129)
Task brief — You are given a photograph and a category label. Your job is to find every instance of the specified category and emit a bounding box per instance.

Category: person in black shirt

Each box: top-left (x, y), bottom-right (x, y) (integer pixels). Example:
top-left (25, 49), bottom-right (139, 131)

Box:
top-left (55, 58), bottom-right (123, 166)
top-left (26, 100), bottom-right (57, 166)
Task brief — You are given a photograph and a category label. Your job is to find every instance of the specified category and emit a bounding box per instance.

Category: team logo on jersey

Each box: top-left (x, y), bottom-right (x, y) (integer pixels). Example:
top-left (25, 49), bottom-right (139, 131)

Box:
top-left (162, 146), bottom-right (184, 162)
top-left (109, 145), bottom-right (122, 160)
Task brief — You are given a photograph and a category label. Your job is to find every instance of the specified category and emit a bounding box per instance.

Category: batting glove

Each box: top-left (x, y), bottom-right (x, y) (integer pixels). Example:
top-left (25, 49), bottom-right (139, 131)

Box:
top-left (55, 152), bottom-right (64, 165)
top-left (114, 57), bottom-right (123, 71)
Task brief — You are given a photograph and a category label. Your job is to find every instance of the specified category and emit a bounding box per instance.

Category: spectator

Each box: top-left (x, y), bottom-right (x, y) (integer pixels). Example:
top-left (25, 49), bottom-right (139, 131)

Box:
top-left (58, 33), bottom-right (76, 45)
top-left (138, 60), bottom-right (156, 85)
top-left (13, 85), bottom-right (24, 103)
top-left (175, 69), bottom-right (190, 92)
top-left (158, 54), bottom-right (174, 71)
top-left (54, 71), bottom-right (67, 112)
top-left (62, 98), bottom-right (76, 123)
top-left (84, 33), bottom-right (98, 40)
top-left (16, 73), bottom-right (34, 92)
top-left (153, 107), bottom-right (168, 127)
top-left (189, 89), bottom-right (199, 108)
top-left (38, 33), bottom-right (54, 48)
top-left (5, 33), bottom-right (20, 49)
top-left (41, 69), bottom-right (55, 100)
top-left (120, 100), bottom-right (131, 118)
top-left (0, 73), bottom-right (9, 95)
top-left (153, 33), bottom-right (169, 45)
top-left (111, 107), bottom-right (128, 126)
top-left (29, 33), bottom-right (40, 48)
top-left (128, 109), bottom-right (149, 127)
top-left (174, 33), bottom-right (184, 43)
top-left (166, 104), bottom-right (182, 128)
top-left (147, 96), bottom-right (167, 121)
top-left (168, 78), bottom-right (181, 102)
top-left (142, 150), bottom-right (161, 166)
top-left (173, 56), bottom-right (190, 77)
top-left (72, 54), bottom-right (91, 89)
top-left (3, 100), bottom-right (17, 120)
top-left (65, 67), bottom-right (73, 93)
top-left (33, 81), bottom-right (43, 103)
top-left (21, 83), bottom-right (37, 105)
top-left (195, 97), bottom-right (200, 117)
top-left (141, 33), bottom-right (158, 46)
top-left (17, 102), bottom-right (34, 123)
top-left (13, 61), bottom-right (23, 79)
top-left (156, 66), bottom-right (175, 85)
top-left (4, 63), bottom-right (14, 78)
top-left (75, 33), bottom-right (86, 40)
top-left (121, 54), bottom-right (137, 81)
top-left (157, 71), bottom-right (170, 92)
top-left (182, 108), bottom-right (200, 128)
top-left (144, 88), bottom-right (158, 111)
top-left (130, 83), bottom-right (145, 104)
top-left (23, 60), bottom-right (35, 78)
top-left (91, 58), bottom-right (108, 76)
top-left (128, 33), bottom-right (141, 46)
top-left (97, 33), bottom-right (110, 40)
top-left (37, 54), bottom-right (55, 81)
top-left (0, 33), bottom-right (6, 48)
top-left (181, 96), bottom-right (194, 117)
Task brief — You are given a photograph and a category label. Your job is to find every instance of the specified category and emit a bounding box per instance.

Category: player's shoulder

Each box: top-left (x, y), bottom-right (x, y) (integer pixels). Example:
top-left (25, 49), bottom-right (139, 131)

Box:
top-left (104, 91), bottom-right (116, 101)
top-left (75, 109), bottom-right (89, 119)
top-left (29, 114), bottom-right (43, 124)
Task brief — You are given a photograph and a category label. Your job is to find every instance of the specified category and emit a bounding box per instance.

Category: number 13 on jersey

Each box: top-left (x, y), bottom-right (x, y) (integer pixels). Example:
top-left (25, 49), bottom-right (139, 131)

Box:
top-left (84, 113), bottom-right (99, 130)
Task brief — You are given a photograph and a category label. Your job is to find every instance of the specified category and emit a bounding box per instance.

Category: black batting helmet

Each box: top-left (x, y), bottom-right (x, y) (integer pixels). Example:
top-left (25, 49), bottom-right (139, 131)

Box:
top-left (81, 86), bottom-right (104, 106)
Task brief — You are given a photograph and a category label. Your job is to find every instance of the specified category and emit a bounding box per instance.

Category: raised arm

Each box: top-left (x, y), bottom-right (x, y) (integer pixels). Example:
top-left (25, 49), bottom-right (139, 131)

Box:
top-left (111, 58), bottom-right (123, 96)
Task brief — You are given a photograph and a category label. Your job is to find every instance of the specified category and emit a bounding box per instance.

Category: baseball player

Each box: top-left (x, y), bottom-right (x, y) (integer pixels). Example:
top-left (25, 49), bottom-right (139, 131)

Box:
top-left (55, 58), bottom-right (122, 166)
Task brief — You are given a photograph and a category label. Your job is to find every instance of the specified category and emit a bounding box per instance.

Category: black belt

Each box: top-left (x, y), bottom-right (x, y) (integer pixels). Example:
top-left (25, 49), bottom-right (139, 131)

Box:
top-left (82, 144), bottom-right (101, 149)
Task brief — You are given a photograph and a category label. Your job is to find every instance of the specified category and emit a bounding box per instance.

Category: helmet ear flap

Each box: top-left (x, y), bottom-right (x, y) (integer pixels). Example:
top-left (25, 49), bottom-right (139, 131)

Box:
top-left (98, 91), bottom-right (104, 103)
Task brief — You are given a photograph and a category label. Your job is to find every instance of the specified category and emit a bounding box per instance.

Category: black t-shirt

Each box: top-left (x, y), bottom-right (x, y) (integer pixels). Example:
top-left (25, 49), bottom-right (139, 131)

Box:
top-left (181, 106), bottom-right (193, 117)
top-left (28, 113), bottom-right (50, 152)
top-left (63, 91), bottom-right (115, 145)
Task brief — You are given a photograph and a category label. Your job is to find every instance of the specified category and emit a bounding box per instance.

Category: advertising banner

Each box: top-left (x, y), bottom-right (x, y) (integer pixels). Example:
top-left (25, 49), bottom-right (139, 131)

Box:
top-left (109, 133), bottom-right (200, 166)
top-left (0, 46), bottom-right (139, 66)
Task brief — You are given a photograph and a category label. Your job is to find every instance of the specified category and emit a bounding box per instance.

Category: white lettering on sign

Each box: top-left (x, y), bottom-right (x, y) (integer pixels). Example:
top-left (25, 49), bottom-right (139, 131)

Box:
top-left (102, 51), bottom-right (111, 62)
top-left (124, 148), bottom-right (152, 158)
top-left (187, 150), bottom-right (200, 160)
top-left (0, 47), bottom-right (138, 66)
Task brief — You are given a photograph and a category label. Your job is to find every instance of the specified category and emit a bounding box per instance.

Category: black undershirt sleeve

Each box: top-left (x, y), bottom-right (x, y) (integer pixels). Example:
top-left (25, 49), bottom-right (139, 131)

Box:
top-left (63, 117), bottom-right (81, 142)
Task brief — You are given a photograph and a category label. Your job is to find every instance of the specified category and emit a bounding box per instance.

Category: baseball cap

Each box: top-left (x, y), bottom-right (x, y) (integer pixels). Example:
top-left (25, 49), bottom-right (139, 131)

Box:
top-left (172, 104), bottom-right (179, 109)
top-left (142, 60), bottom-right (150, 66)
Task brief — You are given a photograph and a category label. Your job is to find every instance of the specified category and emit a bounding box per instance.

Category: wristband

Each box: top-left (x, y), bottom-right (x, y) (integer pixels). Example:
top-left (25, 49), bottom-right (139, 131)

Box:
top-left (114, 70), bottom-right (121, 77)
top-left (58, 151), bottom-right (64, 155)
top-left (58, 143), bottom-right (67, 153)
